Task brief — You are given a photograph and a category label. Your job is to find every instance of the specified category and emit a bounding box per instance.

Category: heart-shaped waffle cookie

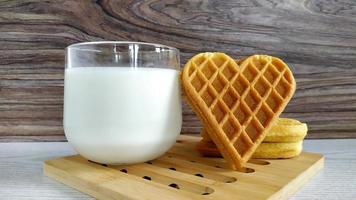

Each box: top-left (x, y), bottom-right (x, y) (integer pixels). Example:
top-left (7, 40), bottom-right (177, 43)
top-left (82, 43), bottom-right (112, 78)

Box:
top-left (181, 53), bottom-right (296, 169)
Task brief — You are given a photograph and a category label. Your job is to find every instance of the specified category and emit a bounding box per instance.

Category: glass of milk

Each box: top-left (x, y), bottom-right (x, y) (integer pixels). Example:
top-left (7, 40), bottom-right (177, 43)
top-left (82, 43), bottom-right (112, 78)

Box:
top-left (64, 41), bottom-right (181, 164)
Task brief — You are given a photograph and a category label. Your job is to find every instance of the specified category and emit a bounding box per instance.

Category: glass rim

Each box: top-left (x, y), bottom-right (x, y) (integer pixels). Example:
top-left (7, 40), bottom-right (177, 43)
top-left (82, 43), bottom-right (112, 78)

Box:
top-left (66, 41), bottom-right (179, 53)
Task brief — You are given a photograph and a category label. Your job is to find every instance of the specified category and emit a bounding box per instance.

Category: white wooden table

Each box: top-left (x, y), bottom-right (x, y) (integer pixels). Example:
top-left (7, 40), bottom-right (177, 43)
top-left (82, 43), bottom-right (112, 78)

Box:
top-left (0, 138), bottom-right (355, 200)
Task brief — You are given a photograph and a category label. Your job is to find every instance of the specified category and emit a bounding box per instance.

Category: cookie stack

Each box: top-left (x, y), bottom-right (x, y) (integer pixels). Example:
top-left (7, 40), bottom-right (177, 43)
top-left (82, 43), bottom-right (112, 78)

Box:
top-left (181, 53), bottom-right (301, 169)
top-left (197, 118), bottom-right (308, 159)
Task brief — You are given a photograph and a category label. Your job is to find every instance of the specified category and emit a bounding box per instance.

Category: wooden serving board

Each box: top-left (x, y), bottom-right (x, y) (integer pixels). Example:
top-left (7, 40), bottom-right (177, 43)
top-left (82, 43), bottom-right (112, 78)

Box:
top-left (44, 135), bottom-right (324, 200)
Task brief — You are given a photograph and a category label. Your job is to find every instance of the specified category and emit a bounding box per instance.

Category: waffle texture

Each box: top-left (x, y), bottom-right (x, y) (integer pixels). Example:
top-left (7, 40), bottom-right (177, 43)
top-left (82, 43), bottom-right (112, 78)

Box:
top-left (181, 53), bottom-right (296, 169)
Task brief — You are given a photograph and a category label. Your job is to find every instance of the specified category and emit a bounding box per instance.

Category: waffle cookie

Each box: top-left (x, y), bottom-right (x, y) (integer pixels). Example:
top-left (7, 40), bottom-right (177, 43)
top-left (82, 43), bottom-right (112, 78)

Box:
top-left (181, 53), bottom-right (296, 169)
top-left (201, 118), bottom-right (307, 143)
top-left (197, 140), bottom-right (303, 159)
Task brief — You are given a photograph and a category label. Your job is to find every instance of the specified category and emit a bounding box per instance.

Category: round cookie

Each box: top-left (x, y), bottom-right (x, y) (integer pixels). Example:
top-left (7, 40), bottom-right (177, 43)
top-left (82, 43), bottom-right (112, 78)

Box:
top-left (196, 140), bottom-right (303, 159)
top-left (201, 118), bottom-right (307, 143)
top-left (264, 118), bottom-right (307, 143)
top-left (252, 141), bottom-right (303, 159)
top-left (196, 140), bottom-right (222, 157)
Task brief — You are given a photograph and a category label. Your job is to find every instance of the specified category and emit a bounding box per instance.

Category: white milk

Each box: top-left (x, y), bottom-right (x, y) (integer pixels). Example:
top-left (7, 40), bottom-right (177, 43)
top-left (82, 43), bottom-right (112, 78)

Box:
top-left (63, 67), bottom-right (182, 164)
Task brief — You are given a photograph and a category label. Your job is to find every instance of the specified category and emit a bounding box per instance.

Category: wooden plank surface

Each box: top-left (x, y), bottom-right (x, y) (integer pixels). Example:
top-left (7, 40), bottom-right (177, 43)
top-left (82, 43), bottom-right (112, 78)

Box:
top-left (43, 135), bottom-right (324, 200)
top-left (0, 138), bottom-right (355, 199)
top-left (0, 0), bottom-right (356, 141)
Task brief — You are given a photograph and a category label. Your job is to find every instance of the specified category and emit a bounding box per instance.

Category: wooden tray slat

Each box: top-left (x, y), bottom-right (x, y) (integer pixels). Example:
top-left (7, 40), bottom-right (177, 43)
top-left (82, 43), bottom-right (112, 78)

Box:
top-left (44, 135), bottom-right (324, 200)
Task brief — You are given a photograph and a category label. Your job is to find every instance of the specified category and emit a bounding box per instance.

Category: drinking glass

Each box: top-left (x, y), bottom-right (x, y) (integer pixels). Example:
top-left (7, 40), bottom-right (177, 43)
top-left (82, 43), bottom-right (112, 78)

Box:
top-left (64, 41), bottom-right (181, 164)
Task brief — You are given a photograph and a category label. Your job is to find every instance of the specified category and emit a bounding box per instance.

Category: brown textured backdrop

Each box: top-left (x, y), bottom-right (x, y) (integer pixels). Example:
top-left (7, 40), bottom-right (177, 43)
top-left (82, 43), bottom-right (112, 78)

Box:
top-left (0, 0), bottom-right (356, 141)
